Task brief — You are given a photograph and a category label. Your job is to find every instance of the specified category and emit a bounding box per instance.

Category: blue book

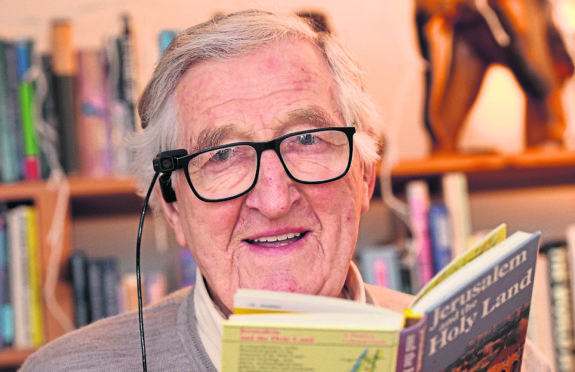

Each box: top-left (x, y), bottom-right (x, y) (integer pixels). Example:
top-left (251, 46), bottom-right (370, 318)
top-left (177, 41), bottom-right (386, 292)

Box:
top-left (428, 203), bottom-right (453, 273)
top-left (0, 41), bottom-right (11, 183)
top-left (0, 205), bottom-right (13, 347)
top-left (0, 210), bottom-right (5, 347)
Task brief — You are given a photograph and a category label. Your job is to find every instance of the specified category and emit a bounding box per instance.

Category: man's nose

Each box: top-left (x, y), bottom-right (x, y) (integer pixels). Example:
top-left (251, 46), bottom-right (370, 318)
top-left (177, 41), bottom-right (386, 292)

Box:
top-left (244, 150), bottom-right (300, 218)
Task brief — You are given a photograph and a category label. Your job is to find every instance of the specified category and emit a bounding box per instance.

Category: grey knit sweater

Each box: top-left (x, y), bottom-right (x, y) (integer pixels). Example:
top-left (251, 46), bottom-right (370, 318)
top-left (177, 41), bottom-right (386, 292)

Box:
top-left (19, 287), bottom-right (216, 371)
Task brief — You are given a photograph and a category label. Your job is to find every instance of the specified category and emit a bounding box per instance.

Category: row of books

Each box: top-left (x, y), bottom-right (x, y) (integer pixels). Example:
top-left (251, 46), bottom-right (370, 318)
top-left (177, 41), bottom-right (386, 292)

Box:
top-left (0, 203), bottom-right (44, 349)
top-left (0, 14), bottom-right (137, 183)
top-left (358, 172), bottom-right (472, 294)
top-left (0, 39), bottom-right (48, 182)
top-left (66, 248), bottom-right (197, 329)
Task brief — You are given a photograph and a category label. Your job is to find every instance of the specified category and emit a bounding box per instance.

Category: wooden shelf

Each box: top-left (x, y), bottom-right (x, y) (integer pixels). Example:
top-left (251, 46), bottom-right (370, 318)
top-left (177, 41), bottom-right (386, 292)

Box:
top-left (66, 177), bottom-right (142, 217)
top-left (0, 181), bottom-right (50, 202)
top-left (68, 176), bottom-right (138, 196)
top-left (0, 177), bottom-right (138, 199)
top-left (0, 349), bottom-right (34, 368)
top-left (389, 150), bottom-right (575, 192)
top-left (392, 150), bottom-right (575, 175)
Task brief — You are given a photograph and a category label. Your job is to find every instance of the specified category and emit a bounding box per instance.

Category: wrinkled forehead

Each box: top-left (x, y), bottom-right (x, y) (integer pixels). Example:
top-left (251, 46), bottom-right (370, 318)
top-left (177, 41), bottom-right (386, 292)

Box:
top-left (173, 39), bottom-right (342, 149)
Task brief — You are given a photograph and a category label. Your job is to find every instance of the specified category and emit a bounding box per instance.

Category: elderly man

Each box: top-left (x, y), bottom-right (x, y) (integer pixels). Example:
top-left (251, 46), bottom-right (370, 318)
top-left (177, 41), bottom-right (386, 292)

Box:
top-left (21, 9), bottom-right (548, 371)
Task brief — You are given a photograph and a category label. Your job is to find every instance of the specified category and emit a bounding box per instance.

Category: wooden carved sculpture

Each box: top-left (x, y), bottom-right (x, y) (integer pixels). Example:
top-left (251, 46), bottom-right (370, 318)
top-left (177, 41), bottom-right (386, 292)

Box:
top-left (415, 0), bottom-right (574, 154)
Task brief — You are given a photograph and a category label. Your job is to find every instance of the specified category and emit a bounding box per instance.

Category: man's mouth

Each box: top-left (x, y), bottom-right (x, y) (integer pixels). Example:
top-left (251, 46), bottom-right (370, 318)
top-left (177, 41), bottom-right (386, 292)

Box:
top-left (245, 232), bottom-right (308, 247)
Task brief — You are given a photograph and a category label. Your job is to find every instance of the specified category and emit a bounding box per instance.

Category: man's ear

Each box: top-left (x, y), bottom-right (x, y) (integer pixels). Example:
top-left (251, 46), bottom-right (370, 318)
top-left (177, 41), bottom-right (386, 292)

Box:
top-left (156, 186), bottom-right (187, 247)
top-left (361, 161), bottom-right (377, 214)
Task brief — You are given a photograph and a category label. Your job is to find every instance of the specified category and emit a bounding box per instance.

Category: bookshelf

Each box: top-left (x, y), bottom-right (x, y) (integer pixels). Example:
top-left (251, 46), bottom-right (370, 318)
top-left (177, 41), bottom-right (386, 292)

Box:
top-left (390, 151), bottom-right (575, 192)
top-left (0, 177), bottom-right (139, 368)
top-left (383, 150), bottom-right (575, 258)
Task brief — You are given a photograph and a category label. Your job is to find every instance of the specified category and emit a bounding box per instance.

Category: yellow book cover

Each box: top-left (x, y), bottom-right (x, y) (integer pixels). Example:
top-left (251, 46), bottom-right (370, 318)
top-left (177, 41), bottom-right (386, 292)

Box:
top-left (222, 224), bottom-right (540, 372)
top-left (25, 206), bottom-right (44, 347)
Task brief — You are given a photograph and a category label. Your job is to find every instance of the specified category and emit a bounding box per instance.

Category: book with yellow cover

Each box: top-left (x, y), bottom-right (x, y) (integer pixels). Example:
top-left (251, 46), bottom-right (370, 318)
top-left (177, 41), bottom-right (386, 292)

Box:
top-left (221, 224), bottom-right (540, 372)
top-left (25, 206), bottom-right (44, 347)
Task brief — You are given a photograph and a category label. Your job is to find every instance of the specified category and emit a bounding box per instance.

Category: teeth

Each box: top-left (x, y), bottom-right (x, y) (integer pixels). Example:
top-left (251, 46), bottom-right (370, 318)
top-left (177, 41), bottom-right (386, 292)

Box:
top-left (254, 232), bottom-right (301, 243)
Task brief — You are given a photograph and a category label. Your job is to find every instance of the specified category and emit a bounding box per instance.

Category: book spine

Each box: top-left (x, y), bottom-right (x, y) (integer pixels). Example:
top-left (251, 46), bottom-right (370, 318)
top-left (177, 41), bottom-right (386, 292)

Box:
top-left (100, 258), bottom-right (119, 318)
top-left (7, 205), bottom-right (32, 348)
top-left (565, 224), bottom-right (575, 344)
top-left (16, 40), bottom-right (41, 180)
top-left (396, 316), bottom-right (426, 372)
top-left (441, 172), bottom-right (471, 257)
top-left (51, 19), bottom-right (79, 175)
top-left (68, 251), bottom-right (90, 328)
top-left (107, 14), bottom-right (137, 176)
top-left (542, 241), bottom-right (575, 372)
top-left (117, 14), bottom-right (136, 131)
top-left (25, 206), bottom-right (44, 346)
top-left (427, 203), bottom-right (452, 273)
top-left (406, 180), bottom-right (434, 289)
top-left (0, 204), bottom-right (13, 348)
top-left (3, 42), bottom-right (24, 182)
top-left (87, 259), bottom-right (104, 322)
top-left (0, 209), bottom-right (5, 347)
top-left (529, 252), bottom-right (557, 371)
top-left (76, 49), bottom-right (112, 178)
top-left (0, 40), bottom-right (18, 183)
top-left (38, 54), bottom-right (59, 179)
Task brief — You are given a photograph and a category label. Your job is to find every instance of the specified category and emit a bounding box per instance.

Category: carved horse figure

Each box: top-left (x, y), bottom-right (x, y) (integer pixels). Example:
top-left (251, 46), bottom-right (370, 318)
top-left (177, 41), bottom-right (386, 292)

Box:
top-left (415, 0), bottom-right (574, 153)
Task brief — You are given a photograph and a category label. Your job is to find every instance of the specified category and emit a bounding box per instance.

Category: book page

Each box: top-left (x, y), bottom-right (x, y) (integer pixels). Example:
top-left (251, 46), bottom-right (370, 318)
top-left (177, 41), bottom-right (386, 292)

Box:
top-left (223, 313), bottom-right (402, 372)
top-left (234, 289), bottom-right (400, 317)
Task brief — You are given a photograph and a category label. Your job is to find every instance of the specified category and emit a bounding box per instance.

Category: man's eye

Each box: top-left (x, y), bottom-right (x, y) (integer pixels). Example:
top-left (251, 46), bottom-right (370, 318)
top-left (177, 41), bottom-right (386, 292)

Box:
top-left (297, 134), bottom-right (319, 145)
top-left (212, 148), bottom-right (234, 162)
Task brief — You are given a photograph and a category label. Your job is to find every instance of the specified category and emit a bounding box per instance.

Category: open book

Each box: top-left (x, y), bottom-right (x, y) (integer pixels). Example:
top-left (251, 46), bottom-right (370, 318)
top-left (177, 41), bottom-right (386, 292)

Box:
top-left (221, 224), bottom-right (540, 372)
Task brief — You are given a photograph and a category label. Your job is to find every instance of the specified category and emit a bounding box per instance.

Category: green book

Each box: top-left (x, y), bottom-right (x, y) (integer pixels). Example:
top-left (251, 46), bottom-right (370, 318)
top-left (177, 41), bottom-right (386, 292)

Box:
top-left (15, 39), bottom-right (40, 180)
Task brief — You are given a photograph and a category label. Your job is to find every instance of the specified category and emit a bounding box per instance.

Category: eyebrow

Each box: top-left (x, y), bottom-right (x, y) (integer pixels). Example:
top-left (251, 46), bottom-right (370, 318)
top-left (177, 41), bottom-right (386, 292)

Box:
top-left (281, 107), bottom-right (339, 129)
top-left (191, 106), bottom-right (342, 152)
top-left (192, 124), bottom-right (251, 152)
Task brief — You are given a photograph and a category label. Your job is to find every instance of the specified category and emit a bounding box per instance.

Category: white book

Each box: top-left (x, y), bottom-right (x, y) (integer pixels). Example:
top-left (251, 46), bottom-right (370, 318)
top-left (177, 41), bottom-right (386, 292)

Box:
top-left (7, 205), bottom-right (32, 348)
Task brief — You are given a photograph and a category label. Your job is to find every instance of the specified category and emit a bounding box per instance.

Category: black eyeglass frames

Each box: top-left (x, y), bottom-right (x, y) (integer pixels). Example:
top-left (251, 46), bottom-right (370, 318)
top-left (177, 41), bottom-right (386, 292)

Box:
top-left (153, 126), bottom-right (356, 202)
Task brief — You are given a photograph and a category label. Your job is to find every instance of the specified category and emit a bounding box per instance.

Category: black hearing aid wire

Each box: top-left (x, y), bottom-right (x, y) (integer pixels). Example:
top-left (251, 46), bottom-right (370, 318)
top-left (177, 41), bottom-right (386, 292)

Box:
top-left (137, 171), bottom-right (160, 372)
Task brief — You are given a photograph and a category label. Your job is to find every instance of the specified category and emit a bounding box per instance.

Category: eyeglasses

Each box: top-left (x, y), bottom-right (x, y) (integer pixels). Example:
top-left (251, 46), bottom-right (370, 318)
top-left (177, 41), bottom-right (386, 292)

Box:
top-left (154, 127), bottom-right (356, 202)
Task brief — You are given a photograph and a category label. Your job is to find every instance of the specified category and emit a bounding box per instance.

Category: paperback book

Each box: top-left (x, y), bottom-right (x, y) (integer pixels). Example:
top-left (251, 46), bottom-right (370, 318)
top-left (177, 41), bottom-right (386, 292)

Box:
top-left (221, 224), bottom-right (540, 372)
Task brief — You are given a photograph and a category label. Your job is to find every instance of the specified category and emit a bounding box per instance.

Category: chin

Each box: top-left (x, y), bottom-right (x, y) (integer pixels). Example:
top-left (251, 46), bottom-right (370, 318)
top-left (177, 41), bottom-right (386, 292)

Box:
top-left (248, 277), bottom-right (307, 294)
